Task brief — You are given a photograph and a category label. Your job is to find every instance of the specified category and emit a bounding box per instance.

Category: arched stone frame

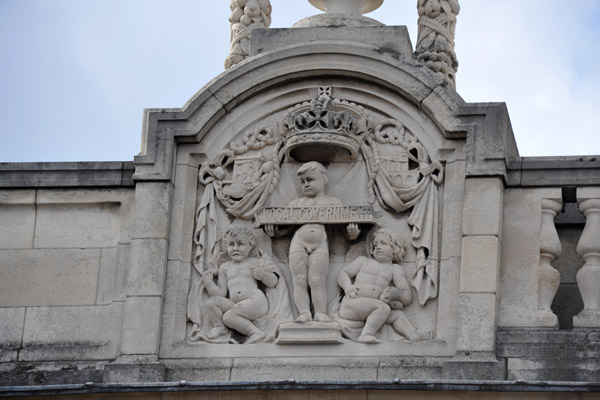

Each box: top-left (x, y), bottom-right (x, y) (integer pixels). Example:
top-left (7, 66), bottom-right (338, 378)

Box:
top-left (151, 42), bottom-right (470, 359)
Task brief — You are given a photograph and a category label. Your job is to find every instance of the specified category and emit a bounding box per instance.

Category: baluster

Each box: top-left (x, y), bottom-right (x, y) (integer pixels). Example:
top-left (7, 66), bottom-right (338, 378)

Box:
top-left (574, 195), bottom-right (600, 327)
top-left (536, 198), bottom-right (562, 327)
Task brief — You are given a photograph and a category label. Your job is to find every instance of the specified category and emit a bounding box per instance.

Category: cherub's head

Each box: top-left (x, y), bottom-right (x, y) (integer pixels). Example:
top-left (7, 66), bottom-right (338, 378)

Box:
top-left (370, 228), bottom-right (406, 263)
top-left (296, 161), bottom-right (328, 198)
top-left (223, 224), bottom-right (256, 262)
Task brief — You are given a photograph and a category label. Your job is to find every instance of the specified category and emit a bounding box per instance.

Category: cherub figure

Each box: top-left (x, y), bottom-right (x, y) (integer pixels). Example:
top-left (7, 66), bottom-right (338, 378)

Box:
top-left (202, 225), bottom-right (278, 343)
top-left (337, 228), bottom-right (431, 343)
top-left (265, 161), bottom-right (360, 323)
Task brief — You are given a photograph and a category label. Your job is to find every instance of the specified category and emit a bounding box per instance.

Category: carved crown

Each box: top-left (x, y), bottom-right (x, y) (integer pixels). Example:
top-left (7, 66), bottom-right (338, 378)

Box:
top-left (281, 87), bottom-right (371, 162)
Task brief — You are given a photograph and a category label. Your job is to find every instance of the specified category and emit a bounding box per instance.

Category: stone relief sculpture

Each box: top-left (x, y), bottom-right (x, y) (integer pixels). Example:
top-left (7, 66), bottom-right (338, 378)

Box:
top-left (362, 119), bottom-right (444, 306)
top-left (415, 0), bottom-right (460, 87)
top-left (188, 87), bottom-right (444, 344)
top-left (188, 225), bottom-right (292, 343)
top-left (263, 161), bottom-right (361, 323)
top-left (225, 0), bottom-right (272, 69)
top-left (337, 228), bottom-right (432, 343)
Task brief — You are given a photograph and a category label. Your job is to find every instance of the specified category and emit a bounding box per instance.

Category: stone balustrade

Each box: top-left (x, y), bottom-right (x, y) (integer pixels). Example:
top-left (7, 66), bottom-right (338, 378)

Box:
top-left (574, 188), bottom-right (600, 327)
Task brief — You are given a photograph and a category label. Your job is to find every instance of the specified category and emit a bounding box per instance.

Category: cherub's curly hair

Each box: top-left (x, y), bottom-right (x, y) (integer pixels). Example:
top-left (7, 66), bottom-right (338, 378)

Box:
top-left (296, 161), bottom-right (328, 185)
top-left (370, 228), bottom-right (407, 263)
top-left (224, 224), bottom-right (256, 249)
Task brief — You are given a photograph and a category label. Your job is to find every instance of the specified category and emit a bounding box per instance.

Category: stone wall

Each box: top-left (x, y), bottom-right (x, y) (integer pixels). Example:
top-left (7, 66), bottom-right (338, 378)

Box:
top-left (0, 163), bottom-right (134, 366)
top-left (2, 20), bottom-right (600, 396)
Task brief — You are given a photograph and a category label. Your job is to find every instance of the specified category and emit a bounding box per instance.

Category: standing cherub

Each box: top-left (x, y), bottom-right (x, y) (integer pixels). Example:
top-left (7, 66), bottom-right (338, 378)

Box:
top-left (265, 161), bottom-right (360, 323)
top-left (202, 225), bottom-right (278, 343)
top-left (337, 228), bottom-right (431, 343)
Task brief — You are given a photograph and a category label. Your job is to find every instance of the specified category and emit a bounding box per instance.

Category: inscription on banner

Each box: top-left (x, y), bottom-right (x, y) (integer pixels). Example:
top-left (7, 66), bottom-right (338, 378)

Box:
top-left (255, 206), bottom-right (379, 227)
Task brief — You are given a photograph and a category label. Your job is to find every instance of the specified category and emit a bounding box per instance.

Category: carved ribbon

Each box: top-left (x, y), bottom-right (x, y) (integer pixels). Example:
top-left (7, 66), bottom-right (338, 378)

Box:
top-left (362, 139), bottom-right (444, 306)
top-left (416, 0), bottom-right (458, 47)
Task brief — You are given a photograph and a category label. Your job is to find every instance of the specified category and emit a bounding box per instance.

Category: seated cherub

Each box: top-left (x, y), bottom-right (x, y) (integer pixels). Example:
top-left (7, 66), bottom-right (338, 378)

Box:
top-left (337, 228), bottom-right (431, 343)
top-left (202, 224), bottom-right (278, 344)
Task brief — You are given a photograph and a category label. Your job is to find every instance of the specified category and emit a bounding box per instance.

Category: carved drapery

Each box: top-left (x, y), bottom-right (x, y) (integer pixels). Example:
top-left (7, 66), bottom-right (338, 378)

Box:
top-left (225, 0), bottom-right (272, 69)
top-left (188, 138), bottom-right (284, 343)
top-left (361, 119), bottom-right (444, 306)
top-left (191, 132), bottom-right (282, 272)
top-left (415, 0), bottom-right (460, 88)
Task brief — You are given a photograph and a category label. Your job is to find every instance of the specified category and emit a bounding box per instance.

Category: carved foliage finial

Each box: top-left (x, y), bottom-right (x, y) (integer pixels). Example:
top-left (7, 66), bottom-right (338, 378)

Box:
top-left (415, 0), bottom-right (460, 88)
top-left (225, 0), bottom-right (272, 69)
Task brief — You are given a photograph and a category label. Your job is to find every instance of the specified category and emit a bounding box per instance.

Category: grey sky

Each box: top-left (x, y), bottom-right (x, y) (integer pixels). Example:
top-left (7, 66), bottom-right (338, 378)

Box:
top-left (0, 0), bottom-right (598, 162)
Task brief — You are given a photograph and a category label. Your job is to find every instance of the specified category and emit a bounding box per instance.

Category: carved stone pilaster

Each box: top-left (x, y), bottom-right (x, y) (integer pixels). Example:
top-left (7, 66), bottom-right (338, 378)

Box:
top-left (536, 198), bottom-right (562, 327)
top-left (415, 0), bottom-right (460, 88)
top-left (574, 194), bottom-right (600, 327)
top-left (225, 0), bottom-right (272, 70)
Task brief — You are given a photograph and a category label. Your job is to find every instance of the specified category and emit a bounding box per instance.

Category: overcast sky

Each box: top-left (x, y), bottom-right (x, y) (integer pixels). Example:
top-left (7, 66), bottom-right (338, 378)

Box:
top-left (1, 0), bottom-right (599, 162)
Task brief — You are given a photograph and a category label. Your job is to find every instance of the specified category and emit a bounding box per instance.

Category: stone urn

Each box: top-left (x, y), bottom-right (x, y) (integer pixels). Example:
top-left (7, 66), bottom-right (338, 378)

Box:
top-left (308, 0), bottom-right (383, 15)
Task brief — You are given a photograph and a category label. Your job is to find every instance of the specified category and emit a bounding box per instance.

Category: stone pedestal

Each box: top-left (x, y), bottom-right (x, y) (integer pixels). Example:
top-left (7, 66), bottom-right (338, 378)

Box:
top-left (276, 321), bottom-right (344, 344)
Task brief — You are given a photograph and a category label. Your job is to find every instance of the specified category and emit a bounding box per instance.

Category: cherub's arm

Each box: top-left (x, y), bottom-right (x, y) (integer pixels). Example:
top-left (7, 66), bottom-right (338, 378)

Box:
top-left (265, 198), bottom-right (302, 237)
top-left (389, 264), bottom-right (413, 306)
top-left (202, 264), bottom-right (228, 297)
top-left (327, 197), bottom-right (361, 240)
top-left (346, 223), bottom-right (361, 241)
top-left (337, 257), bottom-right (364, 298)
top-left (252, 258), bottom-right (278, 288)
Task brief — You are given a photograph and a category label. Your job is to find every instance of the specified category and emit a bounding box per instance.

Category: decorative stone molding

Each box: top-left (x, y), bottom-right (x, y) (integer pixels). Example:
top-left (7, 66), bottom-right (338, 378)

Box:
top-left (574, 190), bottom-right (600, 327)
top-left (536, 198), bottom-right (562, 327)
top-left (415, 0), bottom-right (460, 88)
top-left (225, 0), bottom-right (272, 69)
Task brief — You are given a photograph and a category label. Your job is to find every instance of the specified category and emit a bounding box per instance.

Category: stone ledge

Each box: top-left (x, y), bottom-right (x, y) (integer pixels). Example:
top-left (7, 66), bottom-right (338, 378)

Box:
top-left (3, 378), bottom-right (600, 397)
top-left (0, 162), bottom-right (135, 188)
top-left (507, 156), bottom-right (600, 187)
top-left (497, 327), bottom-right (600, 382)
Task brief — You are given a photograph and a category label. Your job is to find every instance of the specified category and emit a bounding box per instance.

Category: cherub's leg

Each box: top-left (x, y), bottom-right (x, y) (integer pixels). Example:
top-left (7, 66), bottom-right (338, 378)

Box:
top-left (223, 295), bottom-right (268, 343)
top-left (289, 250), bottom-right (311, 322)
top-left (340, 298), bottom-right (390, 343)
top-left (308, 251), bottom-right (331, 322)
top-left (388, 310), bottom-right (433, 341)
top-left (205, 297), bottom-right (234, 339)
top-left (361, 301), bottom-right (391, 342)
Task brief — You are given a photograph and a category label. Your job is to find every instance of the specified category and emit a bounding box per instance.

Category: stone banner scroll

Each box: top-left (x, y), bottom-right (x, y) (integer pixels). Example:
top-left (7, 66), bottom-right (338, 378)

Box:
top-left (255, 206), bottom-right (380, 227)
